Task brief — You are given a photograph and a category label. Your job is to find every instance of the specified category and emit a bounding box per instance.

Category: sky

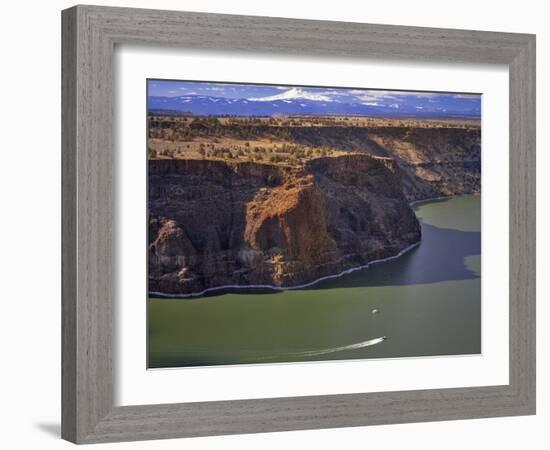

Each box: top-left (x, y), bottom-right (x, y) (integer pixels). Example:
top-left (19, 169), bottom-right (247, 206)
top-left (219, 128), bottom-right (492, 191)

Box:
top-left (148, 80), bottom-right (295, 99)
top-left (147, 79), bottom-right (481, 117)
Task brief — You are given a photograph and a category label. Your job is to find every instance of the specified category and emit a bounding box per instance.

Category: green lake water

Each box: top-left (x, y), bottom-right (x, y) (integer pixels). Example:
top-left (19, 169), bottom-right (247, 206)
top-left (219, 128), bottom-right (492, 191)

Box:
top-left (148, 195), bottom-right (481, 368)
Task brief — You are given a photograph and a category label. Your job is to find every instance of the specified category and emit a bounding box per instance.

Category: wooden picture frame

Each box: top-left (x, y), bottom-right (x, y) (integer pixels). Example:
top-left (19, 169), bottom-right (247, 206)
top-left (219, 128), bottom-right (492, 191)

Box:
top-left (62, 5), bottom-right (536, 444)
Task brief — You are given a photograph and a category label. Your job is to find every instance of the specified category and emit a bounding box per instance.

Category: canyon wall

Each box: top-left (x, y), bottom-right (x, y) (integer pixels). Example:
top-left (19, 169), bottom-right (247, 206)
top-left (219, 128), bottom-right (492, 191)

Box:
top-left (285, 126), bottom-right (481, 201)
top-left (148, 155), bottom-right (421, 295)
top-left (150, 121), bottom-right (481, 201)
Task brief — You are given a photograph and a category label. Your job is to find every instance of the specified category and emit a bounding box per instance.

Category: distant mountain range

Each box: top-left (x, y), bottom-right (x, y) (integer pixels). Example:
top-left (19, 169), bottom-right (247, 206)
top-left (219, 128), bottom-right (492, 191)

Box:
top-left (148, 88), bottom-right (481, 118)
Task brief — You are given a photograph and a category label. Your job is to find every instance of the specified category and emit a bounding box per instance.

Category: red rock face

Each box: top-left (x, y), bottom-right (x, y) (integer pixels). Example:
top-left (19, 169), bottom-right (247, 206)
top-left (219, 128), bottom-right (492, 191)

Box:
top-left (148, 155), bottom-right (421, 295)
top-left (243, 181), bottom-right (337, 286)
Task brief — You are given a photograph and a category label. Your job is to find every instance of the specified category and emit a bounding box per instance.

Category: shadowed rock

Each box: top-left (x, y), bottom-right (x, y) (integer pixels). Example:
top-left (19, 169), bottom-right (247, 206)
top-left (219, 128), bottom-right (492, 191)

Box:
top-left (148, 155), bottom-right (421, 295)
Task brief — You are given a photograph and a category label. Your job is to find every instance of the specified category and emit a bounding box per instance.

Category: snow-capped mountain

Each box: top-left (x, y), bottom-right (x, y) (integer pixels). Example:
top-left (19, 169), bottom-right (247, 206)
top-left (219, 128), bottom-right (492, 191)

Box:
top-left (249, 87), bottom-right (333, 102)
top-left (148, 92), bottom-right (481, 118)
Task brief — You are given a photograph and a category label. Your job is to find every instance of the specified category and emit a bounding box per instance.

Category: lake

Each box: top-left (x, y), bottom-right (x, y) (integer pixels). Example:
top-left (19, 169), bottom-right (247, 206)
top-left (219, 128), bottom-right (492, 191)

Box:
top-left (148, 195), bottom-right (481, 368)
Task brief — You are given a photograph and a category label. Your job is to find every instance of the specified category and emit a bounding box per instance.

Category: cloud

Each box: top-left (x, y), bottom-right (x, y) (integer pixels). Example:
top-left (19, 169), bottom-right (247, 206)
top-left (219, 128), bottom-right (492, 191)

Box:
top-left (349, 89), bottom-right (396, 98)
top-left (350, 90), bottom-right (445, 102)
top-left (452, 94), bottom-right (481, 100)
top-left (349, 90), bottom-right (401, 102)
top-left (404, 92), bottom-right (440, 98)
top-left (356, 94), bottom-right (392, 102)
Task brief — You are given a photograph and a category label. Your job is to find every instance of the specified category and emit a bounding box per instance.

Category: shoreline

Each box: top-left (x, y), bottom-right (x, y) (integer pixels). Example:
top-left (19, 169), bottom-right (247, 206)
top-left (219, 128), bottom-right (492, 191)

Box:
top-left (149, 240), bottom-right (421, 299)
top-left (149, 192), bottom-right (479, 299)
top-left (409, 192), bottom-right (480, 207)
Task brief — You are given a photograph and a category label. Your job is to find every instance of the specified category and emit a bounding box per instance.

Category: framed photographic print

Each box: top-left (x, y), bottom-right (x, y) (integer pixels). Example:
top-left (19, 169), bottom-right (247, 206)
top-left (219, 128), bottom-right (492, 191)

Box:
top-left (146, 79), bottom-right (483, 368)
top-left (62, 5), bottom-right (536, 444)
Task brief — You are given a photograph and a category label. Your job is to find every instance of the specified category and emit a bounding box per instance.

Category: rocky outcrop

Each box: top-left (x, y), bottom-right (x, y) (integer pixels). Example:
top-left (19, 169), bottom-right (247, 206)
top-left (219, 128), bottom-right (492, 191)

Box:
top-left (149, 119), bottom-right (481, 201)
top-left (148, 155), bottom-right (420, 295)
top-left (284, 126), bottom-right (481, 201)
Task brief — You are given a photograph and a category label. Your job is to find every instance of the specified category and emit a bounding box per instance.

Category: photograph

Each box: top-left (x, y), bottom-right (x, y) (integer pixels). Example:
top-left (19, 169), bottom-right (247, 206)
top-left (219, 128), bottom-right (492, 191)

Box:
top-left (0, 0), bottom-right (541, 446)
top-left (147, 79), bottom-right (482, 368)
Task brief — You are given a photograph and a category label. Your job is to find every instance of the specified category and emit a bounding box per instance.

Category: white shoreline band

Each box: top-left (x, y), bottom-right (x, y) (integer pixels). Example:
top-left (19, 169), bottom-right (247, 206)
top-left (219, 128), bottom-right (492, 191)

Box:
top-left (149, 240), bottom-right (421, 299)
top-left (149, 193), bottom-right (479, 299)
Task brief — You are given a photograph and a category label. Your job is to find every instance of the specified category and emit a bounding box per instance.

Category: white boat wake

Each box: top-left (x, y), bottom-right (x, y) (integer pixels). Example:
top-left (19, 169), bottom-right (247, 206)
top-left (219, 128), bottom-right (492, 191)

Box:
top-left (248, 336), bottom-right (388, 362)
top-left (150, 336), bottom-right (388, 367)
top-left (290, 336), bottom-right (387, 357)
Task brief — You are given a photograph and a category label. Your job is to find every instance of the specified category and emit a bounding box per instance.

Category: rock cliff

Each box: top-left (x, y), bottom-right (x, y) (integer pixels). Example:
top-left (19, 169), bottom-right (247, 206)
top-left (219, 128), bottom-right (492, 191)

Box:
top-left (148, 155), bottom-right (421, 295)
top-left (283, 126), bottom-right (481, 201)
top-left (149, 118), bottom-right (481, 201)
